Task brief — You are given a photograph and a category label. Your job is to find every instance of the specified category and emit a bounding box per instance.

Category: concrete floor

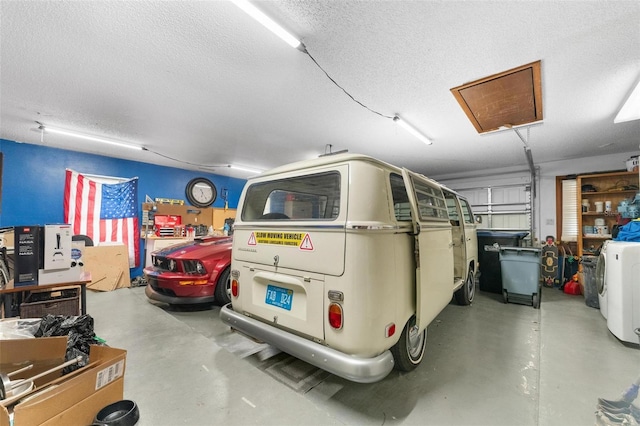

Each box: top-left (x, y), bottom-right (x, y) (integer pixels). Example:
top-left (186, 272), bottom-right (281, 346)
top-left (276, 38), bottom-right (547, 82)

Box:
top-left (87, 285), bottom-right (639, 425)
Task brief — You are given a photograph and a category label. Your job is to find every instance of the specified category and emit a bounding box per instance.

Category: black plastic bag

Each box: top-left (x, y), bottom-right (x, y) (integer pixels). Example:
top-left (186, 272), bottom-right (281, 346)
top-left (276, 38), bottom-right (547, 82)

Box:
top-left (34, 314), bottom-right (98, 373)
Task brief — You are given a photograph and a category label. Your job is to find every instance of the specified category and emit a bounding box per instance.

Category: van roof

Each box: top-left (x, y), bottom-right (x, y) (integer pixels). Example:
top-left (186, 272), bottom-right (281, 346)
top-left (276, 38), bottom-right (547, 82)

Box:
top-left (256, 153), bottom-right (396, 178)
top-left (252, 152), bottom-right (467, 199)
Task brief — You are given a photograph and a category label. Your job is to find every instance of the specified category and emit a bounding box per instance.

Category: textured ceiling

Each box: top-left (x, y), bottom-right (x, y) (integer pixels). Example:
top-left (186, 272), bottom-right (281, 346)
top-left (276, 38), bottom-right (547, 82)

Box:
top-left (1, 1), bottom-right (639, 179)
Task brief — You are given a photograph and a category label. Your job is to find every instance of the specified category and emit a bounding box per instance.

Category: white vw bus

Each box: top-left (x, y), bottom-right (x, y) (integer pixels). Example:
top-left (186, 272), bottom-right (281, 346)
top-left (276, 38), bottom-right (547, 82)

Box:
top-left (220, 153), bottom-right (477, 383)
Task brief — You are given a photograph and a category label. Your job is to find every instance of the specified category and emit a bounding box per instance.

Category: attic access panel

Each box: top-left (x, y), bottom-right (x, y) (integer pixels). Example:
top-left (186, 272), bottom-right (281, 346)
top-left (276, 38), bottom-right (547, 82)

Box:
top-left (451, 61), bottom-right (542, 133)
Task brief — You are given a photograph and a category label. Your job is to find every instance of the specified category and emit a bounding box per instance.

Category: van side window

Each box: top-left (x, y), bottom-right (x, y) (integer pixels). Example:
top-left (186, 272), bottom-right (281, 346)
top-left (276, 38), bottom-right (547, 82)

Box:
top-left (412, 180), bottom-right (448, 221)
top-left (444, 194), bottom-right (460, 223)
top-left (241, 172), bottom-right (340, 221)
top-left (443, 191), bottom-right (463, 227)
top-left (390, 173), bottom-right (411, 221)
top-left (459, 198), bottom-right (474, 224)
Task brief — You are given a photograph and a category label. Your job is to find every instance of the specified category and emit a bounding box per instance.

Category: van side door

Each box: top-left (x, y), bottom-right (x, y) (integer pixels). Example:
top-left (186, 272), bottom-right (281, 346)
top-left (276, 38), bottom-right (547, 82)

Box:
top-left (401, 169), bottom-right (454, 331)
top-left (443, 189), bottom-right (466, 283)
top-left (458, 197), bottom-right (478, 271)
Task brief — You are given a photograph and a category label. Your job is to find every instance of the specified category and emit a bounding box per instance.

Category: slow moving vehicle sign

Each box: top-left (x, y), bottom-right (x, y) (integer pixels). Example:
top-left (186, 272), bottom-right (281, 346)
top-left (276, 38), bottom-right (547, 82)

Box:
top-left (247, 231), bottom-right (314, 251)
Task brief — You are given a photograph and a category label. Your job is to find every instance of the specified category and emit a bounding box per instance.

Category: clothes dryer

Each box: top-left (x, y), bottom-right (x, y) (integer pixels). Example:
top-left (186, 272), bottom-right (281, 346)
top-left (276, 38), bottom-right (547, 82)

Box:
top-left (596, 240), bottom-right (609, 319)
top-left (605, 241), bottom-right (640, 344)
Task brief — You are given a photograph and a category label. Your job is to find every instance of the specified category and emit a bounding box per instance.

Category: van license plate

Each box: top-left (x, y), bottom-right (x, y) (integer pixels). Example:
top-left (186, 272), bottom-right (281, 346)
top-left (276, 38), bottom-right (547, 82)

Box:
top-left (265, 285), bottom-right (293, 311)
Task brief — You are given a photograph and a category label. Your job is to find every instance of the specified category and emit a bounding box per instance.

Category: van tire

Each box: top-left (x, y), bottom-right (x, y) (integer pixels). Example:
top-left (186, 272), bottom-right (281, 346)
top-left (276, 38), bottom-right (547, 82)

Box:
top-left (214, 267), bottom-right (231, 305)
top-left (391, 316), bottom-right (426, 372)
top-left (454, 268), bottom-right (475, 305)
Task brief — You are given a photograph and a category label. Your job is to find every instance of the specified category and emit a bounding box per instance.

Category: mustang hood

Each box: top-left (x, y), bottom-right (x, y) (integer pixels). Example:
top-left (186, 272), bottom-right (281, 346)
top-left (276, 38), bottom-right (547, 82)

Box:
top-left (153, 236), bottom-right (232, 259)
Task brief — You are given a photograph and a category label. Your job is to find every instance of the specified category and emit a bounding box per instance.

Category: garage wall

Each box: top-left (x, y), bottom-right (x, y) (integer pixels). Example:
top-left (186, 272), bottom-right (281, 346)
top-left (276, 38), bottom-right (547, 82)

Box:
top-left (0, 138), bottom-right (247, 278)
top-left (435, 150), bottom-right (639, 245)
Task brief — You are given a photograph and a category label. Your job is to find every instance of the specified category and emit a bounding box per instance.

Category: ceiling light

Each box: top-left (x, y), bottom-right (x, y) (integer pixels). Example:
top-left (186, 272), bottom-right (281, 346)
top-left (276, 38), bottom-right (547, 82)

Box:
top-left (614, 80), bottom-right (640, 123)
top-left (393, 116), bottom-right (432, 146)
top-left (231, 0), bottom-right (302, 49)
top-left (229, 164), bottom-right (262, 174)
top-left (39, 124), bottom-right (143, 151)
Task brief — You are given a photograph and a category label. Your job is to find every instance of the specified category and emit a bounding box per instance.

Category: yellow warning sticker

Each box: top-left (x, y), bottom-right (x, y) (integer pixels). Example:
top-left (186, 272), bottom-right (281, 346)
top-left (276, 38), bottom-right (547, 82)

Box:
top-left (254, 232), bottom-right (306, 247)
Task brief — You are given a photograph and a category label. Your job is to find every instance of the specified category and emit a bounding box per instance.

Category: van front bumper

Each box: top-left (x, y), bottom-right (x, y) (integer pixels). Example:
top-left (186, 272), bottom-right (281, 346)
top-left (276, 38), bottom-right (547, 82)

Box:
top-left (219, 303), bottom-right (395, 383)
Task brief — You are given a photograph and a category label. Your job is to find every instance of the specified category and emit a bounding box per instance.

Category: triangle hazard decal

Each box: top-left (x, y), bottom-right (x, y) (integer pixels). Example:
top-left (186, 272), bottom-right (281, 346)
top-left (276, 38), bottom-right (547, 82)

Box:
top-left (299, 234), bottom-right (314, 251)
top-left (248, 232), bottom-right (257, 246)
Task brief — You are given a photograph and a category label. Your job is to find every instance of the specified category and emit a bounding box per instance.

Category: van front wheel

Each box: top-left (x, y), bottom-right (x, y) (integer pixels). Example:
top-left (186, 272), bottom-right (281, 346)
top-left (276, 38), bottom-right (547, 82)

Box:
top-left (391, 316), bottom-right (426, 372)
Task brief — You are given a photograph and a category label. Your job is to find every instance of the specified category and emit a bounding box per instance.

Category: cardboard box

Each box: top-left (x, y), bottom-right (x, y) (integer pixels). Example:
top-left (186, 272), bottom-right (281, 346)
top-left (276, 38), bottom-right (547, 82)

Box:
top-left (0, 337), bottom-right (126, 426)
top-left (41, 378), bottom-right (124, 426)
top-left (41, 225), bottom-right (72, 271)
top-left (0, 336), bottom-right (67, 382)
top-left (37, 267), bottom-right (84, 286)
top-left (14, 226), bottom-right (40, 286)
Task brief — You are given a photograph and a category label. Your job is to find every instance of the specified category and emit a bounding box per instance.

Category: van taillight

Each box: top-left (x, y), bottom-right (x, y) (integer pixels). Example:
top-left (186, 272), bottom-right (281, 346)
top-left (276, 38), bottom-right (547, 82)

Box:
top-left (328, 303), bottom-right (343, 329)
top-left (231, 279), bottom-right (239, 297)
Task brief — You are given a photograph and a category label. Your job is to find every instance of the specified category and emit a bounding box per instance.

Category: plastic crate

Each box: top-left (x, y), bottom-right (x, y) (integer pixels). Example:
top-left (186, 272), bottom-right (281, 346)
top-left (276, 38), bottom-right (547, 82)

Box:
top-left (20, 288), bottom-right (80, 318)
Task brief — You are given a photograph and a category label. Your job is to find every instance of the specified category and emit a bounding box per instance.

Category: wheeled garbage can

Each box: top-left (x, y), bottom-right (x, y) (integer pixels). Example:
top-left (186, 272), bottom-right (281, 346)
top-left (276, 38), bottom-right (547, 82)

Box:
top-left (499, 246), bottom-right (542, 308)
top-left (477, 231), bottom-right (529, 293)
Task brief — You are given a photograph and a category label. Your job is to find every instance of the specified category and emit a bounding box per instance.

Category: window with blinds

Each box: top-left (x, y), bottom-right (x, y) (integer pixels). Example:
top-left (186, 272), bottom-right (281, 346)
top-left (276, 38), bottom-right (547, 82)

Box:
top-left (561, 179), bottom-right (578, 242)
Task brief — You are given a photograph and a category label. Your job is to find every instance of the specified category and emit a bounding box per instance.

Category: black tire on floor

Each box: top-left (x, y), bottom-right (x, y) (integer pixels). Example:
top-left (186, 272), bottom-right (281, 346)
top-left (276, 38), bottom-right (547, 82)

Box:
top-left (455, 268), bottom-right (475, 305)
top-left (214, 267), bottom-right (231, 305)
top-left (390, 316), bottom-right (427, 372)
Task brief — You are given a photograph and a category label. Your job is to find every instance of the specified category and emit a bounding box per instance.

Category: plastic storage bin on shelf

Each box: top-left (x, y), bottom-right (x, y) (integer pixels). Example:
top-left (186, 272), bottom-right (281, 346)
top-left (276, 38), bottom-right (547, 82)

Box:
top-left (477, 231), bottom-right (529, 294)
top-left (499, 246), bottom-right (542, 308)
top-left (581, 255), bottom-right (599, 308)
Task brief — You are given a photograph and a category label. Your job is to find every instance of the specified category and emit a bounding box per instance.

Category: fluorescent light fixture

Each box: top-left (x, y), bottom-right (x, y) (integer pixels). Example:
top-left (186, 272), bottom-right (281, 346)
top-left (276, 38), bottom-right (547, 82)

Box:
top-left (40, 124), bottom-right (143, 151)
top-left (229, 164), bottom-right (262, 174)
top-left (231, 0), bottom-right (302, 49)
top-left (614, 80), bottom-right (640, 123)
top-left (393, 116), bottom-right (432, 146)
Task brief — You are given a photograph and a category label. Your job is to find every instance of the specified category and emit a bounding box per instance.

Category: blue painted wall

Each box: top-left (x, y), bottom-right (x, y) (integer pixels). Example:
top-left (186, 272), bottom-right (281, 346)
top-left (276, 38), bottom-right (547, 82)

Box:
top-left (0, 138), bottom-right (246, 278)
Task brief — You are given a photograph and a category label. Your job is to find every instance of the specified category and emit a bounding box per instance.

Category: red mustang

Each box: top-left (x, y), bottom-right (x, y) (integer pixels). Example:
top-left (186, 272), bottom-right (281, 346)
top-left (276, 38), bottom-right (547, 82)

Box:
top-left (144, 236), bottom-right (232, 305)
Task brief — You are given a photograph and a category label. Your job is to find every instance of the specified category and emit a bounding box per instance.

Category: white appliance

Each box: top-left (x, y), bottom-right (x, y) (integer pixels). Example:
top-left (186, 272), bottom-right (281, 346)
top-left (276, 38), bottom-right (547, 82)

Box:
top-left (605, 241), bottom-right (640, 344)
top-left (596, 240), bottom-right (610, 319)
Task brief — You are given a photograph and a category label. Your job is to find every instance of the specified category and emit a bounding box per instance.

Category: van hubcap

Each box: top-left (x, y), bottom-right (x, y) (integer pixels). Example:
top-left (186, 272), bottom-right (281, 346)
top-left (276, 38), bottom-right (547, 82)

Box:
top-left (408, 325), bottom-right (424, 359)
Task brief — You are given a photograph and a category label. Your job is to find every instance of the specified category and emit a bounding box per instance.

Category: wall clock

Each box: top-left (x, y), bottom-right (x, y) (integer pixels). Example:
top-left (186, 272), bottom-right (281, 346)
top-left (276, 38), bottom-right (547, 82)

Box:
top-left (185, 177), bottom-right (217, 208)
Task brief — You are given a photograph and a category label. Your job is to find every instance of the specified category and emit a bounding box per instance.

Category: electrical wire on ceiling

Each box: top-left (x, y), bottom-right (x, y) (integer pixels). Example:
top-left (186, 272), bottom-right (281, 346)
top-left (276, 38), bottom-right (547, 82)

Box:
top-left (142, 146), bottom-right (222, 168)
top-left (137, 148), bottom-right (262, 173)
top-left (302, 44), bottom-right (431, 144)
top-left (229, 1), bottom-right (431, 143)
top-left (302, 44), bottom-right (393, 120)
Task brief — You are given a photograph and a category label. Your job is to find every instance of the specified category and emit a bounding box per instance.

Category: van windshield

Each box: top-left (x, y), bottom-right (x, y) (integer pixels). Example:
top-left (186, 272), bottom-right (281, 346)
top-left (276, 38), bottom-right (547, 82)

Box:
top-left (241, 172), bottom-right (341, 221)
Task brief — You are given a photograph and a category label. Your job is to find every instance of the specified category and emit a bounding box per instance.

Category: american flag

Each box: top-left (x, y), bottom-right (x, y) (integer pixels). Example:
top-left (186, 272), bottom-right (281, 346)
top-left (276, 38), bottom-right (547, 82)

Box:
top-left (64, 169), bottom-right (139, 268)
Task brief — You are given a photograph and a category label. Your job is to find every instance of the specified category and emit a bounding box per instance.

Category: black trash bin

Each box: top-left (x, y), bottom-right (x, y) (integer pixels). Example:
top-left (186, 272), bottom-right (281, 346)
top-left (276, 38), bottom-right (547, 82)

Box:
top-left (477, 231), bottom-right (528, 293)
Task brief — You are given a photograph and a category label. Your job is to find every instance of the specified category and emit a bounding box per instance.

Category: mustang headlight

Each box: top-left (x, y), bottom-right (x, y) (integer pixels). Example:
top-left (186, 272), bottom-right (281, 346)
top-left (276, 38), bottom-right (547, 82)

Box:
top-left (182, 260), bottom-right (206, 274)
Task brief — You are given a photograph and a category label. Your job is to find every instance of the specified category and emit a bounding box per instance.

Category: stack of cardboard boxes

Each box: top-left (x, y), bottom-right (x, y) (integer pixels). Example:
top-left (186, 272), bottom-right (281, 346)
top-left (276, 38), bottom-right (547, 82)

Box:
top-left (0, 336), bottom-right (127, 425)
